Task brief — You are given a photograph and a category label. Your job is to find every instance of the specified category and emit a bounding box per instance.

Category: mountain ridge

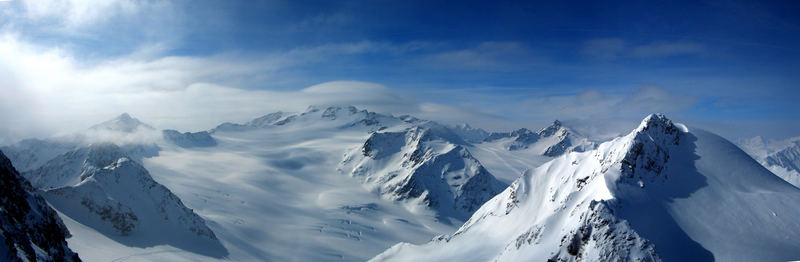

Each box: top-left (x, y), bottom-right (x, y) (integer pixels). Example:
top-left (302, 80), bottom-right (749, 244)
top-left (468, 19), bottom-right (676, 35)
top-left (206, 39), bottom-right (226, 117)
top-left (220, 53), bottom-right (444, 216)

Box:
top-left (371, 114), bottom-right (800, 262)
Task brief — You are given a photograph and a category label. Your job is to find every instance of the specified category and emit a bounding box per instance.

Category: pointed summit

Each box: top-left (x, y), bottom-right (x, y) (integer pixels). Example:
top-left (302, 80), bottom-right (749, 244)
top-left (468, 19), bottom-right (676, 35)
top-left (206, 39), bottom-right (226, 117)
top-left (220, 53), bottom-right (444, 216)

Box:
top-left (90, 113), bottom-right (154, 133)
top-left (117, 112), bottom-right (133, 121)
top-left (631, 113), bottom-right (681, 147)
top-left (636, 114), bottom-right (675, 133)
top-left (537, 120), bottom-right (564, 137)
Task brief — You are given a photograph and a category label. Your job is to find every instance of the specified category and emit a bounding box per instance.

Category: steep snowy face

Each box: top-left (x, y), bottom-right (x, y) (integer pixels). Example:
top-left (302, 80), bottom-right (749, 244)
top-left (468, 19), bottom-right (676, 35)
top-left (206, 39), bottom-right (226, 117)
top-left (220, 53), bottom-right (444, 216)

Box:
top-left (18, 143), bottom-right (217, 245)
top-left (371, 113), bottom-right (800, 262)
top-left (609, 113), bottom-right (681, 191)
top-left (340, 123), bottom-right (506, 220)
top-left (0, 151), bottom-right (82, 262)
top-left (90, 113), bottom-right (154, 133)
top-left (44, 158), bottom-right (217, 240)
top-left (162, 130), bottom-right (217, 148)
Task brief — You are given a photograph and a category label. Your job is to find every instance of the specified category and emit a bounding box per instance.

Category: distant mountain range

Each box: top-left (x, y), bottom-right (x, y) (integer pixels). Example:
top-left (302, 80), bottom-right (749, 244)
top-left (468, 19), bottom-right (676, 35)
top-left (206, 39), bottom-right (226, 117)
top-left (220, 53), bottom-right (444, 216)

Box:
top-left (372, 114), bottom-right (800, 262)
top-left (1, 107), bottom-right (798, 261)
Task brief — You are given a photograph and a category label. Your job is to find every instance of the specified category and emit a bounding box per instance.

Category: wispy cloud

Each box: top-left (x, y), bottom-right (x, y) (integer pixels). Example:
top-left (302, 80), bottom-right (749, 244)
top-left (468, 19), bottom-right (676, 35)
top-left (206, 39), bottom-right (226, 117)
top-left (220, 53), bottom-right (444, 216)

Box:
top-left (420, 41), bottom-right (540, 69)
top-left (0, 1), bottom-right (796, 145)
top-left (0, 35), bottom-right (425, 143)
top-left (631, 42), bottom-right (706, 58)
top-left (581, 38), bottom-right (706, 60)
top-left (18, 0), bottom-right (143, 28)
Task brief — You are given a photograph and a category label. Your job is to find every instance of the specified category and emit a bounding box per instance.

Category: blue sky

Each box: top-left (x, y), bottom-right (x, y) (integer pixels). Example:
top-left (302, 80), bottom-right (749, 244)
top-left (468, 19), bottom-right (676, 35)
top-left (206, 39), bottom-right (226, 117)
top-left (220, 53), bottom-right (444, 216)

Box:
top-left (0, 0), bottom-right (798, 143)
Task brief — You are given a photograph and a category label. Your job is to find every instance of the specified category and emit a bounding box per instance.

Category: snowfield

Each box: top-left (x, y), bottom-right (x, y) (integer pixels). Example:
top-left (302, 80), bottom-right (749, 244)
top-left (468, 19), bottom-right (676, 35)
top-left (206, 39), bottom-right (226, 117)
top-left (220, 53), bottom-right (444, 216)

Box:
top-left (2, 108), bottom-right (799, 261)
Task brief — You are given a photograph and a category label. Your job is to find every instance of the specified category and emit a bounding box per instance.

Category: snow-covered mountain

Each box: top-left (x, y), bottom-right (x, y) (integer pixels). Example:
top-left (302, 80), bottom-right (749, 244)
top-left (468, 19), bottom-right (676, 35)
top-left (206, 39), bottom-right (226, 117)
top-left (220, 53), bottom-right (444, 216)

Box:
top-left (22, 143), bottom-right (218, 243)
top-left (760, 141), bottom-right (800, 187)
top-left (0, 150), bottom-right (81, 262)
top-left (339, 122), bottom-right (506, 220)
top-left (0, 113), bottom-right (164, 173)
top-left (220, 106), bottom-right (506, 220)
top-left (449, 123), bottom-right (490, 144)
top-left (90, 113), bottom-right (154, 133)
top-left (483, 120), bottom-right (595, 155)
top-left (212, 105), bottom-right (405, 133)
top-left (738, 137), bottom-right (800, 188)
top-left (1, 138), bottom-right (79, 172)
top-left (372, 114), bottom-right (800, 262)
top-left (162, 130), bottom-right (217, 148)
top-left (460, 120), bottom-right (598, 184)
top-left (0, 114), bottom-right (228, 260)
top-left (9, 107), bottom-right (796, 261)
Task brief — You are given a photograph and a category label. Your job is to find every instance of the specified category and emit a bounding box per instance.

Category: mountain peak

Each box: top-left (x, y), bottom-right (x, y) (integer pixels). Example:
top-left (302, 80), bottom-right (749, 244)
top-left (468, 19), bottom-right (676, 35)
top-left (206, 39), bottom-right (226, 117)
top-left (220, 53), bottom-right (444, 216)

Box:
top-left (117, 112), bottom-right (133, 121)
top-left (635, 114), bottom-right (675, 134)
top-left (90, 113), bottom-right (153, 133)
top-left (613, 114), bottom-right (683, 189)
top-left (537, 121), bottom-right (564, 137)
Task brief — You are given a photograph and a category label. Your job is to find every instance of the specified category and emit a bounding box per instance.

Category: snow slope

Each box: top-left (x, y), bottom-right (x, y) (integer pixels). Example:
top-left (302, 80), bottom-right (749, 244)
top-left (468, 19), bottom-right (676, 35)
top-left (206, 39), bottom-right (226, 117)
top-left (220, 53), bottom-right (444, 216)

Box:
top-left (738, 137), bottom-right (800, 188)
top-left (0, 150), bottom-right (81, 262)
top-left (130, 107), bottom-right (465, 261)
top-left (3, 107), bottom-right (478, 261)
top-left (372, 114), bottom-right (800, 262)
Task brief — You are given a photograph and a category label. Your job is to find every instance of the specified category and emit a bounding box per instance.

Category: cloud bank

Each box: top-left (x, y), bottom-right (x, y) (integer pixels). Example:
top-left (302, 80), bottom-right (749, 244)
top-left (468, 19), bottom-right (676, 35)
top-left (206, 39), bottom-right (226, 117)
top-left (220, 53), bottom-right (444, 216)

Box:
top-left (0, 1), bottom-right (797, 145)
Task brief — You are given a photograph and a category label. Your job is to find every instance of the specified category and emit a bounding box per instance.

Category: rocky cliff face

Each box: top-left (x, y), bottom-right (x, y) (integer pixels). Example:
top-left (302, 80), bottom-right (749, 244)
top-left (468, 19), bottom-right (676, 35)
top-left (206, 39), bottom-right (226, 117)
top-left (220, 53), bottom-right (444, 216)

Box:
top-left (0, 150), bottom-right (81, 262)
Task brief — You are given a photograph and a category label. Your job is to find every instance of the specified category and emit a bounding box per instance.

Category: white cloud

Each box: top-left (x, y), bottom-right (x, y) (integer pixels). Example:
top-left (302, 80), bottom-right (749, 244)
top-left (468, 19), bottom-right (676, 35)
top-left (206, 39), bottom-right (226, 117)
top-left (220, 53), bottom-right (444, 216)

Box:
top-left (21, 0), bottom-right (140, 27)
top-left (0, 35), bottom-right (434, 143)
